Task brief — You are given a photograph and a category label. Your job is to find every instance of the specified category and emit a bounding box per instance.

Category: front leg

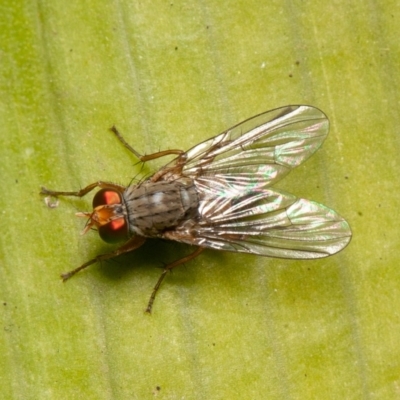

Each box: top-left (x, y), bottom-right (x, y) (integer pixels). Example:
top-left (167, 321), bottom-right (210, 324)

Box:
top-left (61, 235), bottom-right (146, 281)
top-left (40, 181), bottom-right (126, 198)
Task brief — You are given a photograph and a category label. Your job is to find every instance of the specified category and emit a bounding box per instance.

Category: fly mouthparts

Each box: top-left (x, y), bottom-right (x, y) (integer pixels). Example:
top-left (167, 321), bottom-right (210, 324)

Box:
top-left (75, 211), bottom-right (93, 235)
top-left (75, 211), bottom-right (91, 218)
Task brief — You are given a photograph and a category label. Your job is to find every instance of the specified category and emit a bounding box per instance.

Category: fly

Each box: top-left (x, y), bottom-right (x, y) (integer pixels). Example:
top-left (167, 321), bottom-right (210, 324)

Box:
top-left (41, 105), bottom-right (352, 312)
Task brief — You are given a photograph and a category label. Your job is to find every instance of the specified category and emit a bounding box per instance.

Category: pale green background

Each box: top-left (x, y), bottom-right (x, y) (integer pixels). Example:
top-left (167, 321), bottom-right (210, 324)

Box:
top-left (1, 1), bottom-right (399, 399)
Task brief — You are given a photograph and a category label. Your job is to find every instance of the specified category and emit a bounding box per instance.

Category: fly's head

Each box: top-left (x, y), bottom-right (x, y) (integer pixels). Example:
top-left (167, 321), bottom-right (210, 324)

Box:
top-left (76, 188), bottom-right (129, 243)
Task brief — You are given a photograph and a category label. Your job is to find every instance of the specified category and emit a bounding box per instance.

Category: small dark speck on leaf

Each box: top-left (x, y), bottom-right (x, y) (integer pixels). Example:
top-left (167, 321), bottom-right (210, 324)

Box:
top-left (358, 211), bottom-right (363, 216)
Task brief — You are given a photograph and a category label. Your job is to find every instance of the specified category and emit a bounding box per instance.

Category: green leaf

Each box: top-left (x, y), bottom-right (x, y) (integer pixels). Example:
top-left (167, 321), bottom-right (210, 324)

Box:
top-left (1, 1), bottom-right (399, 399)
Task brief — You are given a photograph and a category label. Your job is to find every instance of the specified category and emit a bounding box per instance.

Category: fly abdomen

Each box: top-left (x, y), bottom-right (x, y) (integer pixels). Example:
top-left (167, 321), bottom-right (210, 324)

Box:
top-left (123, 179), bottom-right (199, 237)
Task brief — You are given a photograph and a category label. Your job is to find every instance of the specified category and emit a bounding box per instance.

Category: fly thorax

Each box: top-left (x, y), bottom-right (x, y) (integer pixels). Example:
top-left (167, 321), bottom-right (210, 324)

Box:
top-left (122, 180), bottom-right (199, 237)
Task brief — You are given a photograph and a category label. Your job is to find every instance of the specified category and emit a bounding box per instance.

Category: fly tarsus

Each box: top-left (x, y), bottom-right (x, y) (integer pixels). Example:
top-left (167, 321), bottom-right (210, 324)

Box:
top-left (110, 125), bottom-right (142, 159)
top-left (110, 125), bottom-right (183, 162)
top-left (61, 257), bottom-right (97, 281)
top-left (40, 181), bottom-right (126, 198)
top-left (146, 247), bottom-right (204, 313)
top-left (61, 236), bottom-right (146, 281)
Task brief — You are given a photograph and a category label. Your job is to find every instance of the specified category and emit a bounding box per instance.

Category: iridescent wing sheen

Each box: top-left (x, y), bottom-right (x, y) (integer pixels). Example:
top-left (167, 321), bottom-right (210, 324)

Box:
top-left (179, 105), bottom-right (329, 189)
top-left (160, 105), bottom-right (351, 258)
top-left (165, 188), bottom-right (351, 259)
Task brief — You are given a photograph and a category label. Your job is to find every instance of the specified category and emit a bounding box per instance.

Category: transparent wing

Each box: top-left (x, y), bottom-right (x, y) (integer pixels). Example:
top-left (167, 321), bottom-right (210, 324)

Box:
top-left (176, 105), bottom-right (329, 189)
top-left (164, 188), bottom-right (351, 259)
top-left (160, 105), bottom-right (351, 258)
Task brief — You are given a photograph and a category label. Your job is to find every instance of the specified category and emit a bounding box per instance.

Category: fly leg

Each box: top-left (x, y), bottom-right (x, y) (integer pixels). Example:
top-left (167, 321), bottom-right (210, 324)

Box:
top-left (61, 236), bottom-right (146, 281)
top-left (110, 126), bottom-right (187, 181)
top-left (146, 247), bottom-right (204, 313)
top-left (110, 125), bottom-right (183, 161)
top-left (40, 181), bottom-right (126, 198)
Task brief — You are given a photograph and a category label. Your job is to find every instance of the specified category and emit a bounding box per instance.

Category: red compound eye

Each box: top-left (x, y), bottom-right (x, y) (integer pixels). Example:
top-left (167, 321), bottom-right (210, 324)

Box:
top-left (93, 188), bottom-right (122, 207)
top-left (92, 189), bottom-right (128, 243)
top-left (98, 218), bottom-right (128, 243)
